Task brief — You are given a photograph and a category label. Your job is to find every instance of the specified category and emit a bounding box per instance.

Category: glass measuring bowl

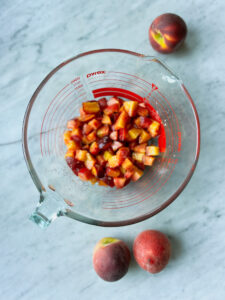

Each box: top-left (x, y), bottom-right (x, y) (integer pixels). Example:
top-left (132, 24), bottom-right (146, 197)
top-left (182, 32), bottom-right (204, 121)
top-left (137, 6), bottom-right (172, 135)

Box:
top-left (22, 49), bottom-right (200, 228)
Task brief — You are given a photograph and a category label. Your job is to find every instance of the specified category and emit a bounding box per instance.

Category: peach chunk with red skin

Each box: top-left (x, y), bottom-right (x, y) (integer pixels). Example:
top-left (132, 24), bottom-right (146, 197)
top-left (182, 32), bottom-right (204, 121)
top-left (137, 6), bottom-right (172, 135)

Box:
top-left (104, 102), bottom-right (120, 115)
top-left (83, 123), bottom-right (93, 135)
top-left (89, 142), bottom-right (100, 155)
top-left (111, 141), bottom-right (123, 152)
top-left (116, 147), bottom-right (130, 165)
top-left (75, 150), bottom-right (87, 161)
top-left (97, 125), bottom-right (110, 138)
top-left (148, 121), bottom-right (160, 137)
top-left (83, 101), bottom-right (100, 114)
top-left (114, 177), bottom-right (126, 189)
top-left (133, 230), bottom-right (171, 273)
top-left (102, 114), bottom-right (112, 125)
top-left (137, 104), bottom-right (149, 117)
top-left (114, 111), bottom-right (129, 130)
top-left (84, 153), bottom-right (96, 170)
top-left (93, 237), bottom-right (131, 282)
top-left (88, 118), bottom-right (102, 130)
top-left (139, 130), bottom-right (151, 143)
top-left (110, 130), bottom-right (118, 141)
top-left (132, 166), bottom-right (144, 181)
top-left (123, 101), bottom-right (138, 117)
top-left (106, 167), bottom-right (121, 178)
top-left (67, 118), bottom-right (81, 129)
top-left (135, 116), bottom-right (152, 129)
top-left (78, 167), bottom-right (93, 181)
top-left (134, 143), bottom-right (147, 153)
top-left (98, 98), bottom-right (107, 110)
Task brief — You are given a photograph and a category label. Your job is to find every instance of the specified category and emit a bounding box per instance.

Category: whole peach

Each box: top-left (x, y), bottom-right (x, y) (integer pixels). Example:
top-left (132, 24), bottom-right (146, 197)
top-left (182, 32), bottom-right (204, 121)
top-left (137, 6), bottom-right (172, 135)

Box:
top-left (149, 13), bottom-right (187, 54)
top-left (93, 237), bottom-right (131, 282)
top-left (133, 230), bottom-right (171, 273)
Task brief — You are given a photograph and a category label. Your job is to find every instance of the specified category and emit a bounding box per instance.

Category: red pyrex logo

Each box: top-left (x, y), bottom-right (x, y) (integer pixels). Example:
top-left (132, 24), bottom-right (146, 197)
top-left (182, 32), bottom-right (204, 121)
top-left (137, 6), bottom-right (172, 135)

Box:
top-left (87, 71), bottom-right (105, 78)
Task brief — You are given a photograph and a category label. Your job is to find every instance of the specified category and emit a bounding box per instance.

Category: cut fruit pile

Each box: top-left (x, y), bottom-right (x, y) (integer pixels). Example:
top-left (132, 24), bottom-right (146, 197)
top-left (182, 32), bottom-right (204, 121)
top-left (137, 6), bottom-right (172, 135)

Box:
top-left (64, 97), bottom-right (160, 189)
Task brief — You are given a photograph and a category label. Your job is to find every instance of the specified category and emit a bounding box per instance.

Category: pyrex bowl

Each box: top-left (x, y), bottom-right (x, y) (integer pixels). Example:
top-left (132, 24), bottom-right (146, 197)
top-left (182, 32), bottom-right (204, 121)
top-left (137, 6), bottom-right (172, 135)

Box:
top-left (22, 49), bottom-right (200, 228)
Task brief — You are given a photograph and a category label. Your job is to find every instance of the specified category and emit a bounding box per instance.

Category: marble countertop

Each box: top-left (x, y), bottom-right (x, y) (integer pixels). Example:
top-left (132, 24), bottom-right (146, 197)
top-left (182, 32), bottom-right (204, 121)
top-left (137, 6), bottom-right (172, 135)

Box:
top-left (1, 0), bottom-right (225, 299)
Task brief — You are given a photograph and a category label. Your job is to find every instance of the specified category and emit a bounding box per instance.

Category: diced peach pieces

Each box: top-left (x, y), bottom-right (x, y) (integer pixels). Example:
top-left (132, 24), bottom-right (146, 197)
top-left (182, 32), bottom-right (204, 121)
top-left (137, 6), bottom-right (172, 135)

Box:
top-left (123, 101), bottom-right (138, 117)
top-left (135, 116), bottom-right (152, 128)
top-left (96, 154), bottom-right (106, 166)
top-left (119, 128), bottom-right (128, 141)
top-left (88, 118), bottom-right (101, 130)
top-left (116, 147), bottom-right (130, 165)
top-left (112, 141), bottom-right (123, 151)
top-left (97, 125), bottom-right (109, 138)
top-left (143, 155), bottom-right (155, 166)
top-left (121, 158), bottom-right (135, 173)
top-left (103, 150), bottom-right (113, 161)
top-left (98, 136), bottom-right (112, 151)
top-left (98, 98), bottom-right (107, 110)
top-left (102, 114), bottom-right (112, 125)
top-left (65, 149), bottom-right (75, 158)
top-left (63, 131), bottom-right (71, 145)
top-left (98, 179), bottom-right (108, 186)
top-left (114, 111), bottom-right (129, 130)
top-left (108, 155), bottom-right (120, 168)
top-left (87, 130), bottom-right (97, 142)
top-left (82, 144), bottom-right (89, 150)
top-left (114, 177), bottom-right (126, 189)
top-left (67, 140), bottom-right (80, 151)
top-left (67, 118), bottom-right (81, 129)
top-left (134, 143), bottom-right (147, 153)
top-left (75, 149), bottom-right (87, 161)
top-left (83, 124), bottom-right (93, 135)
top-left (64, 98), bottom-right (161, 188)
top-left (91, 164), bottom-right (104, 178)
top-left (139, 130), bottom-right (151, 143)
top-left (84, 153), bottom-right (96, 170)
top-left (108, 97), bottom-right (121, 106)
top-left (132, 152), bottom-right (144, 163)
top-left (78, 114), bottom-right (95, 122)
top-left (90, 177), bottom-right (98, 184)
top-left (78, 167), bottom-right (93, 181)
top-left (104, 103), bottom-right (120, 115)
top-left (146, 146), bottom-right (160, 156)
top-left (137, 104), bottom-right (149, 117)
top-left (71, 128), bottom-right (82, 139)
top-left (80, 107), bottom-right (86, 116)
top-left (148, 120), bottom-right (160, 137)
top-left (134, 161), bottom-right (145, 170)
top-left (129, 141), bottom-right (138, 150)
top-left (128, 128), bottom-right (142, 140)
top-left (89, 141), bottom-right (100, 155)
top-left (82, 136), bottom-right (91, 145)
top-left (83, 101), bottom-right (100, 114)
top-left (110, 130), bottom-right (118, 141)
top-left (132, 166), bottom-right (144, 181)
top-left (106, 167), bottom-right (121, 178)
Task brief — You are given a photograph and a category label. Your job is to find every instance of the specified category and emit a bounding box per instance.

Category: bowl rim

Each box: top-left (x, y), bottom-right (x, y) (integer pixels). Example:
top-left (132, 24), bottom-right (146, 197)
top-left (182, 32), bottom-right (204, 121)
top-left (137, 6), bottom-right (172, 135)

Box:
top-left (22, 48), bottom-right (200, 227)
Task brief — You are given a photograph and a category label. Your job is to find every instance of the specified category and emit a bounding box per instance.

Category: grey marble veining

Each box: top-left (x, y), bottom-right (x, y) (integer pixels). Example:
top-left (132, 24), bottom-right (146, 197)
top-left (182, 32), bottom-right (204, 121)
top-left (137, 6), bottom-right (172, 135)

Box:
top-left (1, 0), bottom-right (225, 299)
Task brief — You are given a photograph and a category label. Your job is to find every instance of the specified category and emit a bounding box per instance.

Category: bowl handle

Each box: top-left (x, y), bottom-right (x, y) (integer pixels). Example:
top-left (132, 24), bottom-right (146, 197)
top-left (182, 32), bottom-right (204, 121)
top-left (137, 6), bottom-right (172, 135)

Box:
top-left (30, 189), bottom-right (66, 228)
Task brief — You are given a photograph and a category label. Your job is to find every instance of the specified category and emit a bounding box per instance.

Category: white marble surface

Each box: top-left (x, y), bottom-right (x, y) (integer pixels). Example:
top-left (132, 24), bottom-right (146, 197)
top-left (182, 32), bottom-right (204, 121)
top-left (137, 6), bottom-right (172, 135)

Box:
top-left (1, 0), bottom-right (225, 299)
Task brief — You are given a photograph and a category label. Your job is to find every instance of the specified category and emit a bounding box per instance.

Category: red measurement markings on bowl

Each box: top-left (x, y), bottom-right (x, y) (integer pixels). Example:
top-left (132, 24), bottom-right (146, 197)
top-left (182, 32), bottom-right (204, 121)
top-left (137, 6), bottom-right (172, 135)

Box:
top-left (71, 77), bottom-right (84, 90)
top-left (161, 157), bottom-right (178, 164)
top-left (177, 132), bottom-right (182, 152)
